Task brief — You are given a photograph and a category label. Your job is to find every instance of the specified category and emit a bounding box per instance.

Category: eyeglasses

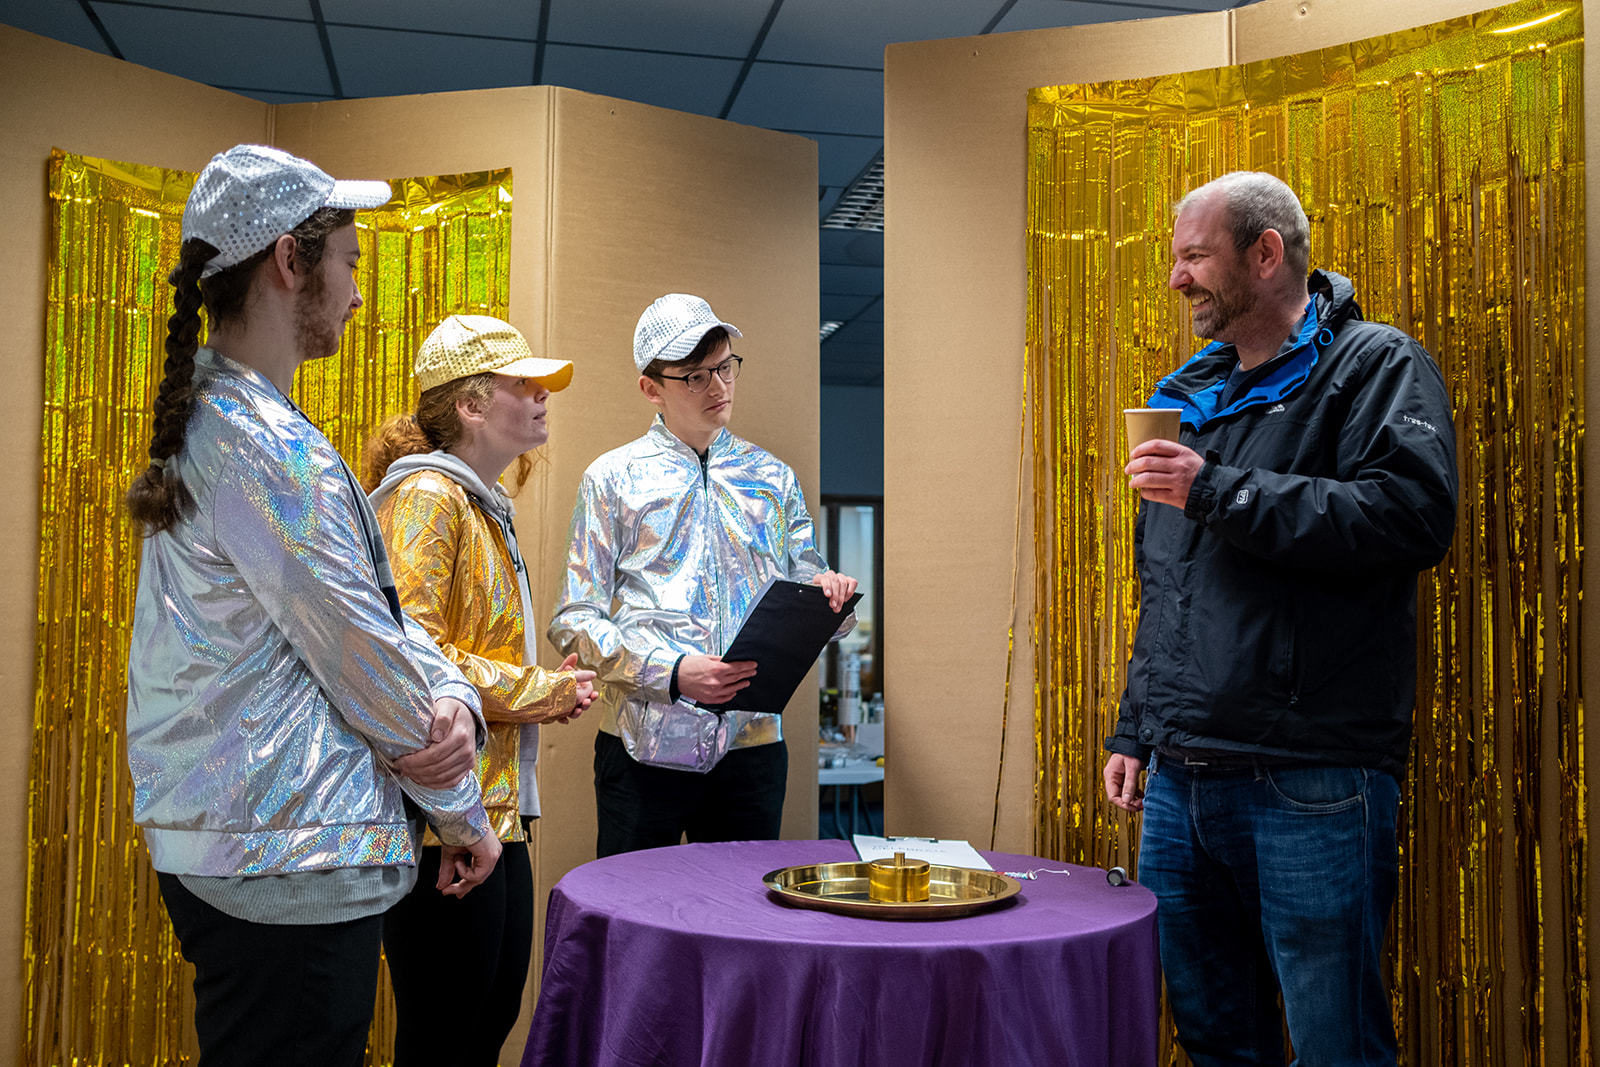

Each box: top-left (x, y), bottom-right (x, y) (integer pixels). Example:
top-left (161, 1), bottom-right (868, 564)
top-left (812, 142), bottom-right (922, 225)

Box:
top-left (657, 354), bottom-right (744, 394)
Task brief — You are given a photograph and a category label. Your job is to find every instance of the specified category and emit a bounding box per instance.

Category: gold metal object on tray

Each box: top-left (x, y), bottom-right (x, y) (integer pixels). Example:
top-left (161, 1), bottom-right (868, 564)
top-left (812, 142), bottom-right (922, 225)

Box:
top-left (763, 861), bottom-right (1021, 920)
top-left (868, 851), bottom-right (930, 902)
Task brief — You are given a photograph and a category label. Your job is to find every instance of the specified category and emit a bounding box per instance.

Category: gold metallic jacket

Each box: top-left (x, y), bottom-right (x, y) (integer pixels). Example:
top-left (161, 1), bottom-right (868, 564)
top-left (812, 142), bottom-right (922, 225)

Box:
top-left (373, 456), bottom-right (577, 842)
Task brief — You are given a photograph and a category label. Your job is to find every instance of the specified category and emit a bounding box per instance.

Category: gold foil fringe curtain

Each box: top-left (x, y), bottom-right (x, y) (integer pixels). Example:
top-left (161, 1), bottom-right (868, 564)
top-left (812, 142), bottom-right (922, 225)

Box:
top-left (26, 150), bottom-right (513, 1067)
top-left (1024, 1), bottom-right (1587, 1063)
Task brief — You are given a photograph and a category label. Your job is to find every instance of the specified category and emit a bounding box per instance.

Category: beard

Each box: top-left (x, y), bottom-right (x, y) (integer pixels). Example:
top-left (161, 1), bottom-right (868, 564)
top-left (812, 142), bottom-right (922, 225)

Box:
top-left (293, 269), bottom-right (343, 361)
top-left (1189, 275), bottom-right (1256, 341)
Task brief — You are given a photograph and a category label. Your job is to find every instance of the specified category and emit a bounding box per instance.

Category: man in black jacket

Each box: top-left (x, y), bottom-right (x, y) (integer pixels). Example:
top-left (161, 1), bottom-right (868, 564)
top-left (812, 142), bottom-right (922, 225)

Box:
top-left (1102, 171), bottom-right (1457, 1066)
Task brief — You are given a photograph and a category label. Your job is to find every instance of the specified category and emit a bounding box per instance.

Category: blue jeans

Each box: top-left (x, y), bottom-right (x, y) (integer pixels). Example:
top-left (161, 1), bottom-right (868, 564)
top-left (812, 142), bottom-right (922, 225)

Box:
top-left (1138, 755), bottom-right (1400, 1066)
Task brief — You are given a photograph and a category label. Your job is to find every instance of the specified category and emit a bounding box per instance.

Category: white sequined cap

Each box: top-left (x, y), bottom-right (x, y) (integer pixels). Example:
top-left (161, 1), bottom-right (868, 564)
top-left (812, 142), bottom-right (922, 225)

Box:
top-left (632, 294), bottom-right (741, 372)
top-left (181, 144), bottom-right (391, 278)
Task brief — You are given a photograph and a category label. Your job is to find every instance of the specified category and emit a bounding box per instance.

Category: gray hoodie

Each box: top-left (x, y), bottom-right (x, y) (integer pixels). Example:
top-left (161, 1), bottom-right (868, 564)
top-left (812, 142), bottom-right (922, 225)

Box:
top-left (372, 450), bottom-right (542, 817)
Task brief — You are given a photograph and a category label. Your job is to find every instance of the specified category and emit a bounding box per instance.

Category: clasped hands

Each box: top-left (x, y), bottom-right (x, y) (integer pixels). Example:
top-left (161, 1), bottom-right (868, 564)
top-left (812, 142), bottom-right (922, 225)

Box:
top-left (395, 657), bottom-right (599, 791)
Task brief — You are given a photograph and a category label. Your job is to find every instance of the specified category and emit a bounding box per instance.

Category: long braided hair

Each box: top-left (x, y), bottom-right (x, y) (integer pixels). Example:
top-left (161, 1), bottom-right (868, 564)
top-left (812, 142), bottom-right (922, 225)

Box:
top-left (125, 206), bottom-right (354, 534)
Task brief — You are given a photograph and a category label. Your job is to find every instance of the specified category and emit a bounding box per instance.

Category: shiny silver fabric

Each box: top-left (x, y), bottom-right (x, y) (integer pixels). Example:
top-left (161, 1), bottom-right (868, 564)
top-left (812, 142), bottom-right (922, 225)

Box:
top-left (550, 416), bottom-right (850, 771)
top-left (127, 348), bottom-right (490, 877)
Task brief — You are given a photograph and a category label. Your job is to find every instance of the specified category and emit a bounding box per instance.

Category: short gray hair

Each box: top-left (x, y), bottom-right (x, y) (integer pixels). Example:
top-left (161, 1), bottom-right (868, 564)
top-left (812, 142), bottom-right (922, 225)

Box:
top-left (1176, 171), bottom-right (1310, 278)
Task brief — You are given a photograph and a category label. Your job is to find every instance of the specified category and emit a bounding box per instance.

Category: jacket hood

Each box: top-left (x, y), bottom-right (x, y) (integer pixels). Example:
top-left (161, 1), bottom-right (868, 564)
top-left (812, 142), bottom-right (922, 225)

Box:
top-left (369, 450), bottom-right (516, 524)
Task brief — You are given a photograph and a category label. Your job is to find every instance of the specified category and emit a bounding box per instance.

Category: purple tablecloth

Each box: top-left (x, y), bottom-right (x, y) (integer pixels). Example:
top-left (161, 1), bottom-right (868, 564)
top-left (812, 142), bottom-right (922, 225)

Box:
top-left (523, 840), bottom-right (1158, 1066)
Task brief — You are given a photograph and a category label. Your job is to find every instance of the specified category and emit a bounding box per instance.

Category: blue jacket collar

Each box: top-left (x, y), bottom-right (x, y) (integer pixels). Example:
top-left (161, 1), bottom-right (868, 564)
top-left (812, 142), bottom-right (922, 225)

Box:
top-left (1146, 284), bottom-right (1335, 430)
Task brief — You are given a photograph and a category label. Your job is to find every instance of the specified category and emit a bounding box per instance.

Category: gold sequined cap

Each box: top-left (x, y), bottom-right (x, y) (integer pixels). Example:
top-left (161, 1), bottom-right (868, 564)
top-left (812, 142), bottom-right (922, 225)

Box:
top-left (415, 314), bottom-right (573, 393)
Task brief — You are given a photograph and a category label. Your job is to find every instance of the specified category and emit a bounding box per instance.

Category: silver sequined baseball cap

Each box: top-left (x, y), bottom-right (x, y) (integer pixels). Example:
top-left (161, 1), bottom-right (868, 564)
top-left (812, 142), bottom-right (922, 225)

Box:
top-left (632, 294), bottom-right (741, 372)
top-left (181, 144), bottom-right (392, 278)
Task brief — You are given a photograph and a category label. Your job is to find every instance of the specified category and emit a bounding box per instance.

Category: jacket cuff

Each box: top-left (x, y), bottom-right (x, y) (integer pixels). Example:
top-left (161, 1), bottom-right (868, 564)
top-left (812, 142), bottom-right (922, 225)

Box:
top-left (412, 776), bottom-right (493, 847)
top-left (433, 677), bottom-right (487, 749)
top-left (1184, 457), bottom-right (1221, 521)
top-left (1104, 734), bottom-right (1152, 761)
top-left (636, 649), bottom-right (676, 704)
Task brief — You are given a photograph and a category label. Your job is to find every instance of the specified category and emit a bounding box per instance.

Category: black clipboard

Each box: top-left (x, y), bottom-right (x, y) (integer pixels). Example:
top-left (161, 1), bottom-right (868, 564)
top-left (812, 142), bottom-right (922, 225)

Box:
top-left (694, 577), bottom-right (861, 715)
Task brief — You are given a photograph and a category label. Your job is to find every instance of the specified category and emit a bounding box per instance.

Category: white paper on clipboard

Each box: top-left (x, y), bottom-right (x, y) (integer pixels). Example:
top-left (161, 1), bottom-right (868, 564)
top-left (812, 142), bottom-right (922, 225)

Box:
top-left (851, 834), bottom-right (994, 871)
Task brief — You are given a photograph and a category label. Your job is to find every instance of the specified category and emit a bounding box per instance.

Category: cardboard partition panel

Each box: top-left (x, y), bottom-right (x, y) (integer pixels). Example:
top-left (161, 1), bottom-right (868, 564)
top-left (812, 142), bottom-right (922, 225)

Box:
top-left (882, 0), bottom-right (1581, 855)
top-left (0, 24), bottom-right (272, 1063)
top-left (2, 26), bottom-right (820, 1063)
top-left (884, 0), bottom-right (1596, 1057)
top-left (279, 85), bottom-right (820, 1059)
top-left (882, 7), bottom-right (1234, 853)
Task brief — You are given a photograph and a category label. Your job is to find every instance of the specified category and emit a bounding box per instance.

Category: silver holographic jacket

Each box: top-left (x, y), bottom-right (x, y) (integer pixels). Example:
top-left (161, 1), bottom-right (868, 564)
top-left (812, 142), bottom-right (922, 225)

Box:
top-left (549, 416), bottom-right (850, 771)
top-left (127, 348), bottom-right (491, 877)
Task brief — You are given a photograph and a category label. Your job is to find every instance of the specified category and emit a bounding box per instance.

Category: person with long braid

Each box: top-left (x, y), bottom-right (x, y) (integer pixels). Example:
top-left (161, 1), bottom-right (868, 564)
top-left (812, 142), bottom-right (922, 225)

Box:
top-left (125, 145), bottom-right (499, 1067)
top-left (363, 315), bottom-right (596, 1065)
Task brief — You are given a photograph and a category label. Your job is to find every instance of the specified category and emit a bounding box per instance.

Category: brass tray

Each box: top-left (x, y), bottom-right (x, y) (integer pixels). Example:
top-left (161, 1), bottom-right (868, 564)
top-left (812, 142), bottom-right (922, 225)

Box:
top-left (762, 861), bottom-right (1022, 920)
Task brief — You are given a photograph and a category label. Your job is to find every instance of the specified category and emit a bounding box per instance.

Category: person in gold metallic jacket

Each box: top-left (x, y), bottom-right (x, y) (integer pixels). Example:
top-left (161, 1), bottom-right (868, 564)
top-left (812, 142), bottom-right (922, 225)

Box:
top-left (363, 314), bottom-right (596, 1067)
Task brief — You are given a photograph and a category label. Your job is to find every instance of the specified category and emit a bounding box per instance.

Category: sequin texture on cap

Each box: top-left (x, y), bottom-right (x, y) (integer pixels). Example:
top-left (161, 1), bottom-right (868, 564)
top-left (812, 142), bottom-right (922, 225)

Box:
top-left (181, 144), bottom-right (391, 278)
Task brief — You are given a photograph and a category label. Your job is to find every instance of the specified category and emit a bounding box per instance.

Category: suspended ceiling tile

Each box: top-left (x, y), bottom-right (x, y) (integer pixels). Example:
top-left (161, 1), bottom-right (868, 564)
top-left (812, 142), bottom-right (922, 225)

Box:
top-left (821, 293), bottom-right (877, 321)
top-left (852, 299), bottom-right (884, 323)
top-left (822, 354), bottom-right (884, 368)
top-left (820, 263), bottom-right (883, 296)
top-left (155, 0), bottom-right (313, 16)
top-left (993, 0), bottom-right (1226, 36)
top-left (329, 25), bottom-right (534, 98)
top-left (4, 0), bottom-right (108, 53)
top-left (547, 0), bottom-right (767, 56)
top-left (819, 229), bottom-right (883, 268)
top-left (320, 0), bottom-right (539, 37)
top-left (806, 133), bottom-right (881, 187)
top-left (541, 44), bottom-right (741, 118)
top-left (761, 0), bottom-right (988, 69)
top-left (821, 370), bottom-right (884, 387)
top-left (89, 4), bottom-right (334, 95)
top-left (828, 319), bottom-right (882, 346)
top-left (820, 343), bottom-right (885, 367)
top-left (245, 89), bottom-right (339, 104)
top-left (726, 63), bottom-right (882, 135)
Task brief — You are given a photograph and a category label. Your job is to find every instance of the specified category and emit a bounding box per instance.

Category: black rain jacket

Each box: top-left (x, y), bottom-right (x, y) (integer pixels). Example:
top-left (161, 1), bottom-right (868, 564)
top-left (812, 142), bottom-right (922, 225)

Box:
top-left (1106, 271), bottom-right (1458, 778)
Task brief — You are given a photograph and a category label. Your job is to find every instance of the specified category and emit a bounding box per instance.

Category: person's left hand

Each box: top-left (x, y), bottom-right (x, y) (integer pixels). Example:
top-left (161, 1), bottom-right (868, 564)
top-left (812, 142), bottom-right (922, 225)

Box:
top-left (437, 832), bottom-right (502, 898)
top-left (810, 570), bottom-right (859, 612)
top-left (392, 696), bottom-right (476, 788)
top-left (1125, 439), bottom-right (1205, 509)
top-left (552, 652), bottom-right (598, 724)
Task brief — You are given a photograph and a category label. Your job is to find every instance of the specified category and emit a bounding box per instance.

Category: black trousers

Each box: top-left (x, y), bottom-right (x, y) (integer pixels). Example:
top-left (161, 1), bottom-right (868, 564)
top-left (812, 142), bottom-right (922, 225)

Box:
top-left (381, 839), bottom-right (534, 1067)
top-left (594, 730), bottom-right (788, 858)
top-left (157, 872), bottom-right (382, 1067)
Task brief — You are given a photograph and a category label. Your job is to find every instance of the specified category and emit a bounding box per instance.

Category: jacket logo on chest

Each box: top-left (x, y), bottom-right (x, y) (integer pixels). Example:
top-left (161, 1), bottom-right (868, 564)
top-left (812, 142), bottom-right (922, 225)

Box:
top-left (1266, 403), bottom-right (1287, 414)
top-left (1235, 489), bottom-right (1250, 505)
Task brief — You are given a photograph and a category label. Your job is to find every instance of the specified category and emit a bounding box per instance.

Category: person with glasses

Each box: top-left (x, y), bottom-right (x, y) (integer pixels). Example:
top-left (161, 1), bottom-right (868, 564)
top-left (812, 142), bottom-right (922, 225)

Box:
top-left (550, 293), bottom-right (858, 856)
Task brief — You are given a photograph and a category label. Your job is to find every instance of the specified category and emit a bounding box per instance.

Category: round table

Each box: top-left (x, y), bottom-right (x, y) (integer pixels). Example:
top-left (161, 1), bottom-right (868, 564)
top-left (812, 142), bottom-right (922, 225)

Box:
top-left (523, 839), bottom-right (1159, 1066)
